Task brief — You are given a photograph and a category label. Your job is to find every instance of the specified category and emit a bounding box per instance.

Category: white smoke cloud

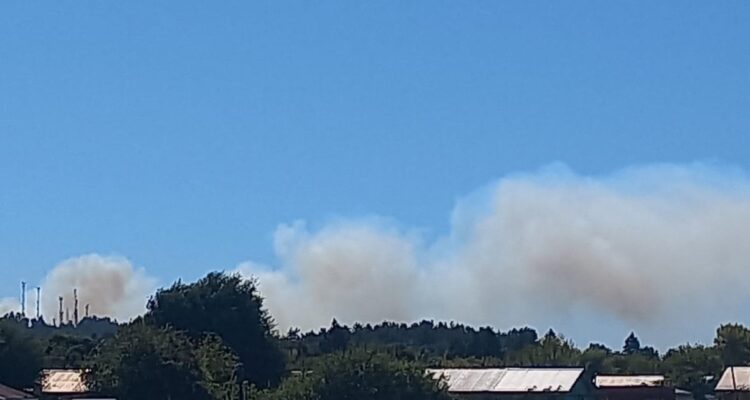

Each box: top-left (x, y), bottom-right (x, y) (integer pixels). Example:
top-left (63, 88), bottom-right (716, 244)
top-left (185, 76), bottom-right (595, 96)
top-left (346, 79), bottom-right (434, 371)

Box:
top-left (40, 254), bottom-right (157, 323)
top-left (238, 163), bottom-right (750, 348)
top-left (0, 297), bottom-right (20, 317)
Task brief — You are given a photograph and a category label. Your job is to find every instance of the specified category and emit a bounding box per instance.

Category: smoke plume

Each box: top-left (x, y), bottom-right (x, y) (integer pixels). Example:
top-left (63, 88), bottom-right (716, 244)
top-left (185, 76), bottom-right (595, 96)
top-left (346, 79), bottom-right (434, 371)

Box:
top-left (238, 164), bottom-right (750, 347)
top-left (0, 298), bottom-right (20, 317)
top-left (40, 254), bottom-right (156, 323)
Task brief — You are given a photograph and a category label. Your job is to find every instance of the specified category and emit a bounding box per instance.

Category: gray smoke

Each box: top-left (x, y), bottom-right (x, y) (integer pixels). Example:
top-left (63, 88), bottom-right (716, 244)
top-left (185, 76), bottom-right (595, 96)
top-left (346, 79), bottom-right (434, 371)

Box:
top-left (0, 298), bottom-right (20, 317)
top-left (238, 164), bottom-right (750, 348)
top-left (39, 254), bottom-right (156, 322)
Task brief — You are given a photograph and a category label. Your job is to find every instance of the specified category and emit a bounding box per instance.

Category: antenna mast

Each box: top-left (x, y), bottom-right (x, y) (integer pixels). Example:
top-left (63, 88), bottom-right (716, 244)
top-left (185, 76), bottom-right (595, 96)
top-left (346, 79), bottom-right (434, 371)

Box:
top-left (36, 287), bottom-right (41, 319)
top-left (73, 289), bottom-right (79, 326)
top-left (20, 281), bottom-right (26, 317)
top-left (58, 297), bottom-right (64, 326)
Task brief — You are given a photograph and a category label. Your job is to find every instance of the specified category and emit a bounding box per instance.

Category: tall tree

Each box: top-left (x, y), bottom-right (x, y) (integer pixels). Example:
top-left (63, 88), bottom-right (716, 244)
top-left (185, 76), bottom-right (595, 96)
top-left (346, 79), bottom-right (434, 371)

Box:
top-left (715, 324), bottom-right (750, 367)
top-left (623, 332), bottom-right (641, 355)
top-left (256, 350), bottom-right (450, 400)
top-left (85, 323), bottom-right (238, 400)
top-left (43, 334), bottom-right (95, 369)
top-left (146, 272), bottom-right (285, 387)
top-left (580, 343), bottom-right (613, 374)
top-left (0, 319), bottom-right (43, 389)
top-left (320, 319), bottom-right (351, 353)
top-left (510, 329), bottom-right (581, 366)
top-left (662, 344), bottom-right (721, 400)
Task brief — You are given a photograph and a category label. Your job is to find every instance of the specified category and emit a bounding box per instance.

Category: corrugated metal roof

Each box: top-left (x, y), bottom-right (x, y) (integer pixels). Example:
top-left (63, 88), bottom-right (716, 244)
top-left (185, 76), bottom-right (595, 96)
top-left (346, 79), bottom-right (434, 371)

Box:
top-left (427, 368), bottom-right (585, 393)
top-left (41, 370), bottom-right (87, 394)
top-left (0, 383), bottom-right (35, 400)
top-left (595, 375), bottom-right (666, 388)
top-left (716, 367), bottom-right (750, 391)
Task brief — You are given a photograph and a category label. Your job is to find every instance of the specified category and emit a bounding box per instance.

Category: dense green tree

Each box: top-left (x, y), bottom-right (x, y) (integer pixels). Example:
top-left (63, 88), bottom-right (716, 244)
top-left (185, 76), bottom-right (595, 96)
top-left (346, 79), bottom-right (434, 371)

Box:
top-left (195, 334), bottom-right (241, 400)
top-left (84, 323), bottom-right (238, 400)
top-left (662, 344), bottom-right (721, 399)
top-left (256, 350), bottom-right (450, 400)
top-left (146, 272), bottom-right (286, 387)
top-left (319, 319), bottom-right (351, 353)
top-left (715, 324), bottom-right (750, 367)
top-left (0, 319), bottom-right (43, 389)
top-left (509, 329), bottom-right (581, 366)
top-left (43, 334), bottom-right (95, 368)
top-left (623, 332), bottom-right (641, 355)
top-left (580, 343), bottom-right (613, 374)
top-left (610, 352), bottom-right (660, 374)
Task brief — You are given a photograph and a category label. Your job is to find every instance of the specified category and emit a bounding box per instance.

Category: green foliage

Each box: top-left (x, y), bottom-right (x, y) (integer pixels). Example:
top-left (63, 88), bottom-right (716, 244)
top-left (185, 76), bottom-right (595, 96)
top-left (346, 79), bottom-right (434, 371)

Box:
top-left (623, 332), bottom-right (641, 354)
top-left (146, 272), bottom-right (286, 387)
top-left (580, 343), bottom-right (613, 374)
top-left (195, 334), bottom-right (241, 400)
top-left (84, 323), bottom-right (239, 400)
top-left (5, 272), bottom-right (750, 400)
top-left (0, 319), bottom-right (43, 389)
top-left (43, 334), bottom-right (96, 369)
top-left (255, 350), bottom-right (451, 400)
top-left (288, 320), bottom-right (537, 366)
top-left (662, 344), bottom-right (721, 399)
top-left (507, 329), bottom-right (581, 367)
top-left (715, 324), bottom-right (750, 366)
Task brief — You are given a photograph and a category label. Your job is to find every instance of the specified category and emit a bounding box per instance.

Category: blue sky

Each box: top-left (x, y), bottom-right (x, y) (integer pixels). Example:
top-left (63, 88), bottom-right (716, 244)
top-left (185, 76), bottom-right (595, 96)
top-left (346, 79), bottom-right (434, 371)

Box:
top-left (2, 2), bottom-right (750, 346)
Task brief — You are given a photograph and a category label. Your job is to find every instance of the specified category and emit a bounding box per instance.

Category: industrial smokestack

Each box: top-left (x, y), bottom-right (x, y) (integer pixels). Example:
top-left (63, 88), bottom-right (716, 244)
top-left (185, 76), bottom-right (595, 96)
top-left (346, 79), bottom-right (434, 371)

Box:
top-left (73, 289), bottom-right (79, 326)
top-left (39, 254), bottom-right (156, 322)
top-left (58, 296), bottom-right (63, 326)
top-left (36, 287), bottom-right (41, 319)
top-left (20, 281), bottom-right (26, 317)
top-left (65, 308), bottom-right (69, 324)
top-left (85, 304), bottom-right (90, 318)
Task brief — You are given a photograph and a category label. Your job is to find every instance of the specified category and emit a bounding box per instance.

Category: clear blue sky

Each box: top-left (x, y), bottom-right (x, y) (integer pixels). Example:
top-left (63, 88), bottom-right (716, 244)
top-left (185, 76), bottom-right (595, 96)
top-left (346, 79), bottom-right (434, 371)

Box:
top-left (1, 2), bottom-right (749, 331)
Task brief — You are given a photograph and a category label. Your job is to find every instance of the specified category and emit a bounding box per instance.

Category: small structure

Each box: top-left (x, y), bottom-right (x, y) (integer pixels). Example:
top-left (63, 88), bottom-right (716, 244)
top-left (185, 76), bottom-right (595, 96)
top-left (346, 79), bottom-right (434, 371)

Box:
top-left (37, 370), bottom-right (113, 400)
top-left (427, 368), bottom-right (594, 400)
top-left (0, 383), bottom-right (35, 400)
top-left (595, 375), bottom-right (675, 400)
top-left (716, 367), bottom-right (750, 400)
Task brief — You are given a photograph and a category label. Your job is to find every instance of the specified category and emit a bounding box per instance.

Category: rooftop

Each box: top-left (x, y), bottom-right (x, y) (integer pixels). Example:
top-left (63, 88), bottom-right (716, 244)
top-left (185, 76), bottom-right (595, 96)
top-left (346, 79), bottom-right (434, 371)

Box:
top-left (427, 368), bottom-right (585, 393)
top-left (0, 383), bottom-right (34, 400)
top-left (716, 367), bottom-right (750, 392)
top-left (41, 369), bottom-right (87, 394)
top-left (595, 375), bottom-right (667, 388)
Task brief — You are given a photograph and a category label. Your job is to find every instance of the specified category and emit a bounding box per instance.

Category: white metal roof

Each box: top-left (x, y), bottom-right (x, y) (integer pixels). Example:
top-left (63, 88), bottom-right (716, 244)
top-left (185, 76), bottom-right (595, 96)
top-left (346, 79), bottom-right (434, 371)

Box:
top-left (427, 368), bottom-right (585, 393)
top-left (41, 370), bottom-right (87, 394)
top-left (595, 375), bottom-right (666, 388)
top-left (716, 367), bottom-right (750, 391)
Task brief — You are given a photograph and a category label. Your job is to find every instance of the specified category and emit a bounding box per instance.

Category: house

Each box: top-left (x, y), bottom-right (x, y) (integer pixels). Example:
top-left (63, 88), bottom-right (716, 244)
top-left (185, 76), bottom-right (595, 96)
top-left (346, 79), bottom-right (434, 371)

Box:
top-left (427, 368), bottom-right (595, 400)
top-left (595, 375), bottom-right (676, 400)
top-left (0, 382), bottom-right (35, 400)
top-left (715, 367), bottom-right (750, 400)
top-left (37, 370), bottom-right (112, 400)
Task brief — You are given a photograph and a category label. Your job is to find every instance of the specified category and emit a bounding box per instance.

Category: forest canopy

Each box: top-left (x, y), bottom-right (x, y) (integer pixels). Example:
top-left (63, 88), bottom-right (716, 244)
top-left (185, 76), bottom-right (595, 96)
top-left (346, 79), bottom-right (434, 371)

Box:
top-left (0, 271), bottom-right (747, 400)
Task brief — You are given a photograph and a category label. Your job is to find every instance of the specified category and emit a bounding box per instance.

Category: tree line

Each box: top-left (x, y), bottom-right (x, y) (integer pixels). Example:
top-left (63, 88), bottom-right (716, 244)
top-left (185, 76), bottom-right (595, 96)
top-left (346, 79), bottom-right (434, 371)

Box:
top-left (2, 271), bottom-right (750, 400)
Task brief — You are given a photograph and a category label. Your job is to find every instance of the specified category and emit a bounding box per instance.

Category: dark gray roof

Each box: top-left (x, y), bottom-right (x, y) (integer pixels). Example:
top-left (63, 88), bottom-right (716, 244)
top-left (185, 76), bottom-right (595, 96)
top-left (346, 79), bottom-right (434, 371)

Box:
top-left (0, 383), bottom-right (35, 400)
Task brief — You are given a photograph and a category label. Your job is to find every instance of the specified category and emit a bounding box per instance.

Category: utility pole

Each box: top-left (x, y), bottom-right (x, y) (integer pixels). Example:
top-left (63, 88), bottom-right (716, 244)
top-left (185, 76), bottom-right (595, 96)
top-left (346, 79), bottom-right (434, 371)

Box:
top-left (20, 281), bottom-right (26, 317)
top-left (73, 289), bottom-right (79, 326)
top-left (35, 287), bottom-right (41, 319)
top-left (58, 297), bottom-right (64, 326)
